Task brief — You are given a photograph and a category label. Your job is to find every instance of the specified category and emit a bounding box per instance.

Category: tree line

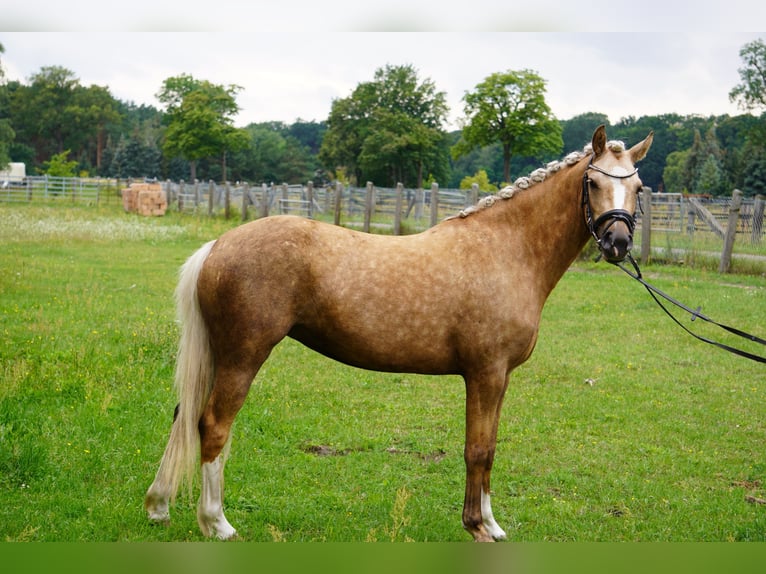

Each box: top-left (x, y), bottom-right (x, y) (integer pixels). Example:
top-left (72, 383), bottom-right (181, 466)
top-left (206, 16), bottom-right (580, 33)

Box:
top-left (1, 39), bottom-right (765, 197)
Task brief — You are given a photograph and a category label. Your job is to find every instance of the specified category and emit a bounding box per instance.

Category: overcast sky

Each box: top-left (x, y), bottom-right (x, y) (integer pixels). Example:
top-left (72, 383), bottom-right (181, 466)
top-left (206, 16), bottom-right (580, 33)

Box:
top-left (1, 6), bottom-right (764, 131)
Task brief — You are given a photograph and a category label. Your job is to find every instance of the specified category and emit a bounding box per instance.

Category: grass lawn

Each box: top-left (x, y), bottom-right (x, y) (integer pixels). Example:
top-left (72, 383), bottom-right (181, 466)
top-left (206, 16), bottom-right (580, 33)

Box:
top-left (1, 203), bottom-right (765, 542)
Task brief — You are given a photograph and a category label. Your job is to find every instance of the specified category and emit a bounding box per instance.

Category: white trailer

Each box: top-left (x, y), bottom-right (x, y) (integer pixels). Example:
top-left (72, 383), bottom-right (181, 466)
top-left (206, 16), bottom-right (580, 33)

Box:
top-left (0, 162), bottom-right (26, 185)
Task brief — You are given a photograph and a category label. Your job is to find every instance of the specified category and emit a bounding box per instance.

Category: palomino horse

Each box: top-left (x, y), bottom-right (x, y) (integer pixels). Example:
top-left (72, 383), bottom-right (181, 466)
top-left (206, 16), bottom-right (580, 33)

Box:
top-left (145, 125), bottom-right (653, 541)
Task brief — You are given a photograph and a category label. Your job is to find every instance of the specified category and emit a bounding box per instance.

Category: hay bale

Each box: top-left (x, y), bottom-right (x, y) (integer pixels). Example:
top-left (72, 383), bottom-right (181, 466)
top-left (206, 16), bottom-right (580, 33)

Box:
top-left (122, 183), bottom-right (166, 216)
top-left (137, 189), bottom-right (168, 216)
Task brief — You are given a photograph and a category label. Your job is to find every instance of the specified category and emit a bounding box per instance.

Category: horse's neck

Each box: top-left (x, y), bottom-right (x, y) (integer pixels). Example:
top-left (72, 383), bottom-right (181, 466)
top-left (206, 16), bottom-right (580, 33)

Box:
top-left (492, 161), bottom-right (590, 294)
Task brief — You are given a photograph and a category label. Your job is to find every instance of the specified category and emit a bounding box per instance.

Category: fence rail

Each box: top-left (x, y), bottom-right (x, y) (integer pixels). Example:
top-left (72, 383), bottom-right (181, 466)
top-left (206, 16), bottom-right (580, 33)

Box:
top-left (634, 190), bottom-right (764, 246)
top-left (0, 175), bottom-right (121, 204)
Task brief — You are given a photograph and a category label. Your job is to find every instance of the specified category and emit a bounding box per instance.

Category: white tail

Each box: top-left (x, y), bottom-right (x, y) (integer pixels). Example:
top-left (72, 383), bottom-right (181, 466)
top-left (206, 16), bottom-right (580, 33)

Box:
top-left (145, 240), bottom-right (216, 515)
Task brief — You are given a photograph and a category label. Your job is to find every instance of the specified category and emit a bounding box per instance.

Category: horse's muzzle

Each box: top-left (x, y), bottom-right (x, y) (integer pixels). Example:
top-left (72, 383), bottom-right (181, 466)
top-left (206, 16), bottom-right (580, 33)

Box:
top-left (592, 209), bottom-right (636, 263)
top-left (599, 221), bottom-right (633, 263)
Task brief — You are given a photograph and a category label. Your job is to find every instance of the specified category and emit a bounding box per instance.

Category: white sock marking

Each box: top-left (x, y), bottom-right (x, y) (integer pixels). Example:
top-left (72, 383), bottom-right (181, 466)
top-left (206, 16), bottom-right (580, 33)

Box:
top-left (481, 488), bottom-right (507, 540)
top-left (198, 456), bottom-right (237, 540)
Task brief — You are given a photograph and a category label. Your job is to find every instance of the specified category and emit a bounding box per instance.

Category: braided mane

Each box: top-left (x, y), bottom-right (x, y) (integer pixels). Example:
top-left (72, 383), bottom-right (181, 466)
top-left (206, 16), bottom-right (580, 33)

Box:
top-left (448, 140), bottom-right (627, 220)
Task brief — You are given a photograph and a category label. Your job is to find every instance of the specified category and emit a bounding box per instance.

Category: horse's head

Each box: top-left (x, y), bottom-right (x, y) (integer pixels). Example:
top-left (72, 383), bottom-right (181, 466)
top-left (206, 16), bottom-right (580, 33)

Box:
top-left (583, 125), bottom-right (653, 263)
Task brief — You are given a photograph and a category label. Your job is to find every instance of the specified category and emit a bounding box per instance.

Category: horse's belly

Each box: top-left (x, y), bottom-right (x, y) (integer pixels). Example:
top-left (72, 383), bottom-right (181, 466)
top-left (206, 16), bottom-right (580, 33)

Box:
top-left (287, 323), bottom-right (458, 375)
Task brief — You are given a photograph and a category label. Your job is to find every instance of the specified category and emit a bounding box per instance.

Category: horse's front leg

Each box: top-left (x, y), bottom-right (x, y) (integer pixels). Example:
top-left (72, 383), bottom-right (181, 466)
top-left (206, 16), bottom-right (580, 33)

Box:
top-left (462, 367), bottom-right (509, 542)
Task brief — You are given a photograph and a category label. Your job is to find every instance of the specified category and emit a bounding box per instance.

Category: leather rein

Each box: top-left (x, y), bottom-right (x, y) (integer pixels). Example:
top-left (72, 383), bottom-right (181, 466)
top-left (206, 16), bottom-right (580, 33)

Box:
top-left (581, 157), bottom-right (766, 364)
top-left (614, 254), bottom-right (766, 364)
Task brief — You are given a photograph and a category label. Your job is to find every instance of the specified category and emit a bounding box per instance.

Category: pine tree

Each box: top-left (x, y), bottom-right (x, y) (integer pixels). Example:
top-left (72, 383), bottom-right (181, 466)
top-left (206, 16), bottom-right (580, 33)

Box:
top-left (743, 149), bottom-right (766, 195)
top-left (696, 154), bottom-right (724, 196)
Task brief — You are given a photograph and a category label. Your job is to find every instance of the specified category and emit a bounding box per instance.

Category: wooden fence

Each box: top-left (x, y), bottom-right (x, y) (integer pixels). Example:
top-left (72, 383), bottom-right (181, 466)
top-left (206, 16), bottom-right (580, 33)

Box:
top-left (170, 179), bottom-right (476, 234)
top-left (2, 175), bottom-right (763, 273)
top-left (636, 188), bottom-right (764, 272)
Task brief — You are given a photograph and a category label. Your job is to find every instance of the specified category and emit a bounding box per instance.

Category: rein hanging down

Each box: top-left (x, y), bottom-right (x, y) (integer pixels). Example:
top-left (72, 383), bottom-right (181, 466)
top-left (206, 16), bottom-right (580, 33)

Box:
top-left (614, 255), bottom-right (766, 364)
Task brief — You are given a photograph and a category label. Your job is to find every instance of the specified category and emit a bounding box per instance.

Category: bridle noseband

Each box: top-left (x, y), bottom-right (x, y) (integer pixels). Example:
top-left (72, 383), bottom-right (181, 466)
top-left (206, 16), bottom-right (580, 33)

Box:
top-left (581, 155), bottom-right (639, 248)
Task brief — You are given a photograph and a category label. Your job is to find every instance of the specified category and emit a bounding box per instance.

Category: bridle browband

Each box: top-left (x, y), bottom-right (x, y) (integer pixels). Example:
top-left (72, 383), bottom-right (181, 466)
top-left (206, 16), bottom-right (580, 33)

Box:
top-left (581, 155), bottom-right (639, 247)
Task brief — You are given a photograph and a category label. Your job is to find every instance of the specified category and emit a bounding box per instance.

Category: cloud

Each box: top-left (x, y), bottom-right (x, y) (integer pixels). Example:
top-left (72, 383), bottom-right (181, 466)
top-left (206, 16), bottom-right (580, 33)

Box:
top-left (1, 31), bottom-right (763, 129)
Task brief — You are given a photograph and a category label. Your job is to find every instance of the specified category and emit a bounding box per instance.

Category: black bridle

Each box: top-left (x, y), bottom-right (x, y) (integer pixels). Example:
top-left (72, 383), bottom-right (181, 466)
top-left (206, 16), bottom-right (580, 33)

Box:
top-left (581, 155), bottom-right (639, 248)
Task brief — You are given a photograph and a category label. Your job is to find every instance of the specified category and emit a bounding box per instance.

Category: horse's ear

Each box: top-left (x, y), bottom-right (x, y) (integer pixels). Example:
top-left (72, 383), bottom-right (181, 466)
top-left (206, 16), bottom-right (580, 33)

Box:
top-left (629, 131), bottom-right (654, 164)
top-left (591, 125), bottom-right (607, 157)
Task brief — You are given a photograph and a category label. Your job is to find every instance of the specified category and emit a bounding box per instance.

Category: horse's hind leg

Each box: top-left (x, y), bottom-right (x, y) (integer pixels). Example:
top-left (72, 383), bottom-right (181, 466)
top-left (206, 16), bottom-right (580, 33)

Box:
top-left (196, 359), bottom-right (265, 540)
top-left (462, 367), bottom-right (509, 542)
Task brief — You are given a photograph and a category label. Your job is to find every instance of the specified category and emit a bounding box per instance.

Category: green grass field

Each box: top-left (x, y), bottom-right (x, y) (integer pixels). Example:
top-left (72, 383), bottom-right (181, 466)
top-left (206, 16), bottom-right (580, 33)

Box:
top-left (1, 203), bottom-right (765, 542)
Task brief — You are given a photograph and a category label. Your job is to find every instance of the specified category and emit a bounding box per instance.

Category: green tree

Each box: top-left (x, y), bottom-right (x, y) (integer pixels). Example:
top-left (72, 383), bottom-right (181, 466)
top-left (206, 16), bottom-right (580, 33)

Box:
top-left (8, 66), bottom-right (122, 172)
top-left (41, 149), bottom-right (78, 177)
top-left (287, 119), bottom-right (326, 155)
top-left (157, 74), bottom-right (250, 182)
top-left (9, 66), bottom-right (79, 163)
top-left (662, 149), bottom-right (690, 193)
top-left (730, 38), bottom-right (766, 112)
top-left (0, 41), bottom-right (15, 169)
top-left (0, 120), bottom-right (13, 169)
top-left (561, 112), bottom-right (611, 153)
top-left (320, 64), bottom-right (449, 187)
top-left (104, 135), bottom-right (161, 179)
top-left (75, 84), bottom-right (122, 171)
top-left (742, 146), bottom-right (766, 196)
top-left (358, 108), bottom-right (448, 187)
top-left (683, 129), bottom-right (706, 193)
top-left (459, 169), bottom-right (497, 192)
top-left (453, 69), bottom-right (562, 184)
top-left (319, 86), bottom-right (371, 184)
top-left (224, 122), bottom-right (314, 184)
top-left (446, 130), bottom-right (503, 188)
top-left (696, 154), bottom-right (724, 196)
top-left (102, 101), bottom-right (164, 178)
top-left (683, 127), bottom-right (727, 195)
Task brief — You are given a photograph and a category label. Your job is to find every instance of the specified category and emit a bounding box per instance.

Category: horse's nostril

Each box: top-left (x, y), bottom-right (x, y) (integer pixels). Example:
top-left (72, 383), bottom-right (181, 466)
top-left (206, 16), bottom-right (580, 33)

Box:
top-left (600, 229), bottom-right (632, 262)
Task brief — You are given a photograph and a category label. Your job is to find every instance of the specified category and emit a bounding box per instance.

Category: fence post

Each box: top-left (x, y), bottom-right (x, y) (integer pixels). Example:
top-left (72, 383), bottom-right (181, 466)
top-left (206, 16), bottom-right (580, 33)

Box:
top-left (224, 182), bottom-right (231, 220)
top-left (241, 182), bottom-right (250, 222)
top-left (164, 180), bottom-right (171, 209)
top-left (363, 181), bottom-right (374, 233)
top-left (178, 180), bottom-right (185, 212)
top-left (430, 182), bottom-right (440, 228)
top-left (640, 187), bottom-right (652, 263)
top-left (207, 180), bottom-right (215, 216)
top-left (719, 189), bottom-right (743, 273)
top-left (334, 181), bottom-right (343, 226)
top-left (752, 194), bottom-right (764, 244)
top-left (394, 182), bottom-right (404, 235)
top-left (686, 206), bottom-right (695, 236)
top-left (306, 181), bottom-right (314, 219)
top-left (414, 187), bottom-right (424, 220)
top-left (261, 184), bottom-right (270, 218)
top-left (281, 183), bottom-right (288, 214)
top-left (471, 183), bottom-right (479, 207)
